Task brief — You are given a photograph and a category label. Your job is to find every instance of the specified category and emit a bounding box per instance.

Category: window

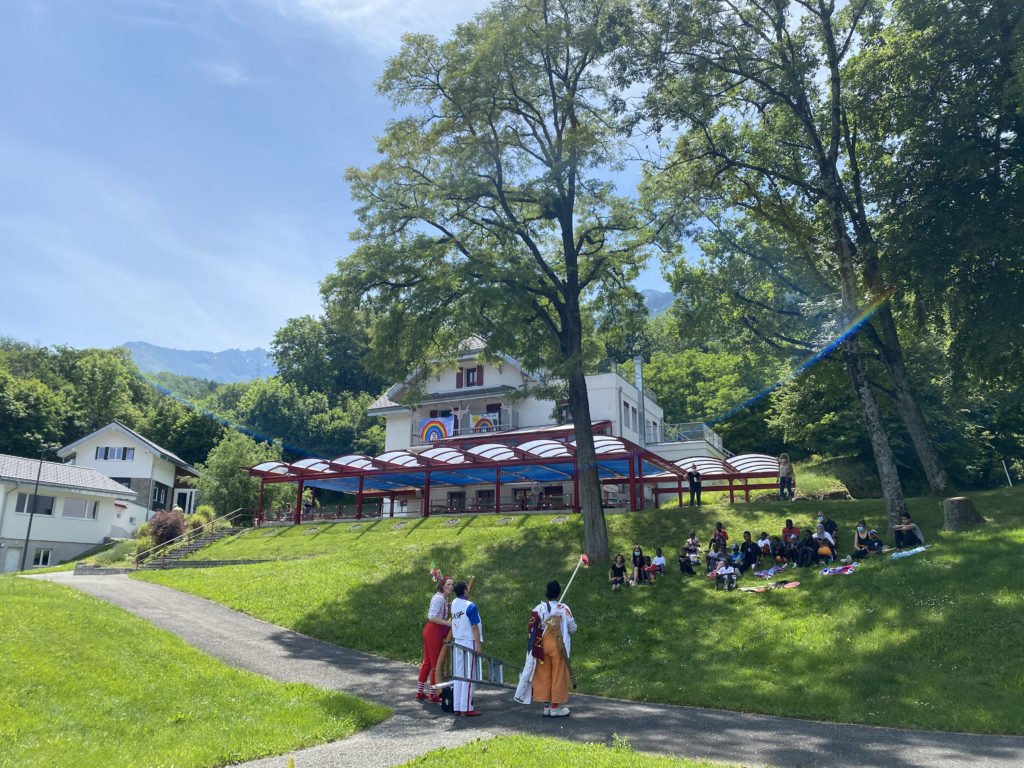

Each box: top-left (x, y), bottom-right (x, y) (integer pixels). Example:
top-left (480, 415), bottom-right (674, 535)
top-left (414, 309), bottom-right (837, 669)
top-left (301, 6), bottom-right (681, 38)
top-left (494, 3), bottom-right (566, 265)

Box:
top-left (623, 400), bottom-right (630, 428)
top-left (447, 491), bottom-right (466, 510)
top-left (110, 477), bottom-right (132, 489)
top-left (152, 482), bottom-right (168, 509)
top-left (62, 498), bottom-right (98, 520)
top-left (477, 489), bottom-right (495, 505)
top-left (632, 407), bottom-right (638, 430)
top-left (465, 367), bottom-right (477, 386)
top-left (15, 493), bottom-right (55, 516)
top-left (33, 548), bottom-right (52, 567)
top-left (94, 446), bottom-right (135, 461)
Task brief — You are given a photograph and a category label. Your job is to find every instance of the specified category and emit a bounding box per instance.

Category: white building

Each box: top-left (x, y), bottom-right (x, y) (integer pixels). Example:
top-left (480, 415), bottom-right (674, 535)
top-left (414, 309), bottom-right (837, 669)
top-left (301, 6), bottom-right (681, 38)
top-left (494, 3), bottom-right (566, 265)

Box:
top-left (57, 422), bottom-right (199, 522)
top-left (0, 453), bottom-right (138, 572)
top-left (365, 338), bottom-right (725, 511)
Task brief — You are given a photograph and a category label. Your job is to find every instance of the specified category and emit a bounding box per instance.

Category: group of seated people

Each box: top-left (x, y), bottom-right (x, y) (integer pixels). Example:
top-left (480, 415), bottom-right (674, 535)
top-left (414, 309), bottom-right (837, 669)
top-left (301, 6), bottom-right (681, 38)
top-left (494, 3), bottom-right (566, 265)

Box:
top-left (609, 512), bottom-right (926, 592)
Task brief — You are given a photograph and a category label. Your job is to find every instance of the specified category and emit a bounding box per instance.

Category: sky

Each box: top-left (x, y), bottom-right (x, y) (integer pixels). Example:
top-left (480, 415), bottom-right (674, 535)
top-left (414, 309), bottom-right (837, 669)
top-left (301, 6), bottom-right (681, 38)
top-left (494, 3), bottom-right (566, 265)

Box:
top-left (0, 0), bottom-right (670, 354)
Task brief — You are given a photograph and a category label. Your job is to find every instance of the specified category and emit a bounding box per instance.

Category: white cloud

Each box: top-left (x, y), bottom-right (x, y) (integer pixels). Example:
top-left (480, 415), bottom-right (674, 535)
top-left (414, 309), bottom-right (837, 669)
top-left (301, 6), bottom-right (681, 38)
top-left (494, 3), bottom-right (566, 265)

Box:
top-left (200, 58), bottom-right (252, 85)
top-left (247, 0), bottom-right (492, 54)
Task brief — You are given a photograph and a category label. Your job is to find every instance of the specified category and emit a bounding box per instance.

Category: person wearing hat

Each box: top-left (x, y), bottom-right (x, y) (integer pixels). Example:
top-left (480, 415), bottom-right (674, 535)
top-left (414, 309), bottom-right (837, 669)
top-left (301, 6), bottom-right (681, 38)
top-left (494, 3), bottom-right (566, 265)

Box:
top-left (532, 580), bottom-right (577, 717)
top-left (865, 529), bottom-right (884, 556)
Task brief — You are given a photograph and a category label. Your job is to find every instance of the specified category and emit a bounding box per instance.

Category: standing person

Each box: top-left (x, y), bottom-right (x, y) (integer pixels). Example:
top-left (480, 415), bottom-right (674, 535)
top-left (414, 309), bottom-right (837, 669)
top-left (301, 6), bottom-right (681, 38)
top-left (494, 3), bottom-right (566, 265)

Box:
top-left (417, 577), bottom-right (453, 702)
top-left (450, 581), bottom-right (482, 717)
top-left (778, 453), bottom-right (796, 500)
top-left (532, 580), bottom-right (577, 717)
top-left (687, 464), bottom-right (702, 506)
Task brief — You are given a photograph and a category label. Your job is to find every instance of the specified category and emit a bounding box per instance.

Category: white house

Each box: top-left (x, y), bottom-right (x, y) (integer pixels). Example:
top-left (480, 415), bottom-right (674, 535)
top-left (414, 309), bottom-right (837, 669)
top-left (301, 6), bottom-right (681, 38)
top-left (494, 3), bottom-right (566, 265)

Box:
top-left (0, 453), bottom-right (138, 573)
top-left (365, 337), bottom-right (725, 510)
top-left (57, 422), bottom-right (199, 522)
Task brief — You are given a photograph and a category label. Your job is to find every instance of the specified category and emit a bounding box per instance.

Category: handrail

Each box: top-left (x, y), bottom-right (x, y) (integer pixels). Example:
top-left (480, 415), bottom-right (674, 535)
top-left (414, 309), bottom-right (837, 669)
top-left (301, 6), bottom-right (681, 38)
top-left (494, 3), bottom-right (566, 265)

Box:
top-left (135, 508), bottom-right (251, 568)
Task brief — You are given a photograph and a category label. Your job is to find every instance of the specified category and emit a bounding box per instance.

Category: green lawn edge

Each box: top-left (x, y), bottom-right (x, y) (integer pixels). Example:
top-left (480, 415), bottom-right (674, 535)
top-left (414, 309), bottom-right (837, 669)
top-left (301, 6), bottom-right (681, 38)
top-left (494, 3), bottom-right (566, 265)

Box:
top-left (0, 577), bottom-right (390, 768)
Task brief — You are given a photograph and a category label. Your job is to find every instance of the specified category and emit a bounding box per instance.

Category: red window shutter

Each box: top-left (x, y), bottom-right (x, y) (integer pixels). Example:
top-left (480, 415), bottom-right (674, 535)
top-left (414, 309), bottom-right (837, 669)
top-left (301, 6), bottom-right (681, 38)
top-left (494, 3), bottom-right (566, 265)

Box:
top-left (456, 368), bottom-right (463, 388)
top-left (476, 365), bottom-right (484, 386)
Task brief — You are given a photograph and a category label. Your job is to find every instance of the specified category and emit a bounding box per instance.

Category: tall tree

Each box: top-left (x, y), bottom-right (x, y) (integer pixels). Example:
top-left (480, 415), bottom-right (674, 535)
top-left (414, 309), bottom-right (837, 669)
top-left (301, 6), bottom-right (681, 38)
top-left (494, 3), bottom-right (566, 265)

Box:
top-left (326, 0), bottom-right (645, 559)
top-left (628, 0), bottom-right (955, 522)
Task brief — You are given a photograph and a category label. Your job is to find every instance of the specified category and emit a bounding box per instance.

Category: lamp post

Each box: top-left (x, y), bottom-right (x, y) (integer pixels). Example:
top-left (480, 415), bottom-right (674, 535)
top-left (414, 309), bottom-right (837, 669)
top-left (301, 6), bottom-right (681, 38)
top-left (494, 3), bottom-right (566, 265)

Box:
top-left (19, 444), bottom-right (56, 572)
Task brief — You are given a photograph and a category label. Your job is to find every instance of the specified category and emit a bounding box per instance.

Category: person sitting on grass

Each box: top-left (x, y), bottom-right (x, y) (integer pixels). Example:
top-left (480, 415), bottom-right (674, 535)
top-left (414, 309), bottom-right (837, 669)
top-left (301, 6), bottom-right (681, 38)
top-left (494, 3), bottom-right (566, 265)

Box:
top-left (865, 529), bottom-right (884, 556)
top-left (714, 558), bottom-right (737, 591)
top-left (642, 556), bottom-right (658, 584)
top-left (850, 519), bottom-right (871, 560)
top-left (783, 532), bottom-right (801, 564)
top-left (739, 531), bottom-right (760, 573)
top-left (769, 535), bottom-right (787, 565)
top-left (711, 521), bottom-right (729, 550)
top-left (609, 554), bottom-right (627, 591)
top-left (892, 513), bottom-right (925, 552)
top-left (797, 529), bottom-right (818, 568)
top-left (678, 546), bottom-right (696, 576)
top-left (757, 531), bottom-right (772, 559)
top-left (685, 530), bottom-right (701, 558)
top-left (728, 544), bottom-right (743, 569)
top-left (706, 543), bottom-right (724, 574)
top-left (781, 519), bottom-right (800, 545)
top-left (631, 545), bottom-right (645, 585)
top-left (813, 522), bottom-right (837, 563)
top-left (817, 510), bottom-right (839, 542)
top-left (652, 548), bottom-right (667, 576)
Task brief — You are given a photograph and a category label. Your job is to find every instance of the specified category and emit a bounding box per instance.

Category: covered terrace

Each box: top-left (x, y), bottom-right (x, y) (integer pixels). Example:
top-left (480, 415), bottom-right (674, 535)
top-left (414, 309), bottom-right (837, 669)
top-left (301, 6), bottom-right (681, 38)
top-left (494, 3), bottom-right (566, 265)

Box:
top-left (649, 453), bottom-right (782, 504)
top-left (244, 428), bottom-right (687, 524)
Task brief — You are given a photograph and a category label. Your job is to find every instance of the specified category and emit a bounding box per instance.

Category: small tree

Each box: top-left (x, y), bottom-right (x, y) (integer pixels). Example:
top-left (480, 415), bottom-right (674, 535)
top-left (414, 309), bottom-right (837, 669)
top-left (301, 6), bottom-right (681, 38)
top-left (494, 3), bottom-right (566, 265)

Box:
top-left (192, 431), bottom-right (290, 515)
top-left (148, 508), bottom-right (185, 546)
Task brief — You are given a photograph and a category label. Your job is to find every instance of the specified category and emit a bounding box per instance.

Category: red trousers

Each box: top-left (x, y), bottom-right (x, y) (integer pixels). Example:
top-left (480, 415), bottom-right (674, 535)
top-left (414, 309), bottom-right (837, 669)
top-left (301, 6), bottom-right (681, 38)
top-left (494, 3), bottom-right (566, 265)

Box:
top-left (418, 622), bottom-right (447, 684)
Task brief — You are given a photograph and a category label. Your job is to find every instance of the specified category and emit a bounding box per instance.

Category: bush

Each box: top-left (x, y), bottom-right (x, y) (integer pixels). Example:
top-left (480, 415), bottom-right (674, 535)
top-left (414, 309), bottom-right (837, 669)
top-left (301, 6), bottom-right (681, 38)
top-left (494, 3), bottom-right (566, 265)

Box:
top-left (148, 508), bottom-right (186, 546)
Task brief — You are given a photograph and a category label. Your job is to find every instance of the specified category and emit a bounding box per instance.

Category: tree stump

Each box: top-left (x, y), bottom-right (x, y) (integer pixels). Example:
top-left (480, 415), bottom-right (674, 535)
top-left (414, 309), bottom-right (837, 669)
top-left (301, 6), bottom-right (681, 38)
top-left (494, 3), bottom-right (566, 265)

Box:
top-left (943, 496), bottom-right (985, 531)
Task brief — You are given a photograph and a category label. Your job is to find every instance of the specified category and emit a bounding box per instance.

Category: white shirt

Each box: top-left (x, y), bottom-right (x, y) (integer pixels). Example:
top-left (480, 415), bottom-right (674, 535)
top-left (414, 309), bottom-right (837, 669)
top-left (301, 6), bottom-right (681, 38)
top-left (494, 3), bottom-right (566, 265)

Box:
top-left (533, 600), bottom-right (576, 656)
top-left (451, 596), bottom-right (482, 645)
top-left (427, 592), bottom-right (448, 621)
top-left (652, 555), bottom-right (666, 568)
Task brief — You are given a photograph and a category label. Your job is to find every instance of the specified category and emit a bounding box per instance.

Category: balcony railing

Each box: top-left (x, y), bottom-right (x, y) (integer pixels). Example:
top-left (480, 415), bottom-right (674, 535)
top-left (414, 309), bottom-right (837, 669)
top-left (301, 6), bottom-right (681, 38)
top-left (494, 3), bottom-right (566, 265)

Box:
top-left (410, 407), bottom-right (519, 446)
top-left (646, 422), bottom-right (724, 452)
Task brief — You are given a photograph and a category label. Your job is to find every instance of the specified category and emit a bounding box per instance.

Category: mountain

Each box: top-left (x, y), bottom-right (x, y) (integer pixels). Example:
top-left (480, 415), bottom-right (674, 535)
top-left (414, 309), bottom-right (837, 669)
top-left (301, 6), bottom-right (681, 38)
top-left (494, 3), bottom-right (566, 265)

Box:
top-left (641, 289), bottom-right (674, 317)
top-left (123, 341), bottom-right (276, 383)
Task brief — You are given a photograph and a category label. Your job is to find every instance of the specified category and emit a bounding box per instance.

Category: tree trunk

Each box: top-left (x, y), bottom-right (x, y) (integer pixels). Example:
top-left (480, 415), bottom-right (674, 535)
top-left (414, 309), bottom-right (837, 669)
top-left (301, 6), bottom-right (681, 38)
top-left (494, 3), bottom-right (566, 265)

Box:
top-left (840, 337), bottom-right (908, 527)
top-left (943, 496), bottom-right (985, 531)
top-left (566, 363), bottom-right (609, 562)
top-left (860, 253), bottom-right (951, 494)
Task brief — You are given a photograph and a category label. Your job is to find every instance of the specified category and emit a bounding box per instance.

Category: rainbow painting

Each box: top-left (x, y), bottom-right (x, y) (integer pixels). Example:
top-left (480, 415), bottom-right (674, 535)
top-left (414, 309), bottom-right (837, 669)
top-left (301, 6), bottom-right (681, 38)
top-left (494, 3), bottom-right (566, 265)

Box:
top-left (471, 414), bottom-right (497, 433)
top-left (420, 416), bottom-right (454, 442)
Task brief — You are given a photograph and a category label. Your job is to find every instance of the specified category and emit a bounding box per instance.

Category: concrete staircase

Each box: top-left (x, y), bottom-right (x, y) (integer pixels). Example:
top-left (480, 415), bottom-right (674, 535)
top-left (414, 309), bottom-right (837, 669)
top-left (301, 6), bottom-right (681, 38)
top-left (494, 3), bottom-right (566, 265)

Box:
top-left (137, 527), bottom-right (244, 570)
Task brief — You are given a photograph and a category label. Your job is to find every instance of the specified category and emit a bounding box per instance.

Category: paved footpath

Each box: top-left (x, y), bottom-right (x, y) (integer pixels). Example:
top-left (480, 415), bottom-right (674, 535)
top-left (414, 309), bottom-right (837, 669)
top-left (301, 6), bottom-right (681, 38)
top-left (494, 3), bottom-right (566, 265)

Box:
top-left (33, 573), bottom-right (1024, 768)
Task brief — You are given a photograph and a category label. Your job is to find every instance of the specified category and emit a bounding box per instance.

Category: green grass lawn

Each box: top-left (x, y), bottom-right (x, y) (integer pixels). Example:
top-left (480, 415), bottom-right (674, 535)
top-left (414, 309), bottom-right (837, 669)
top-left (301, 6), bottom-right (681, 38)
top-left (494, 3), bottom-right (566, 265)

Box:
top-left (0, 577), bottom-right (390, 768)
top-left (135, 486), bottom-right (1024, 734)
top-left (395, 734), bottom-right (737, 767)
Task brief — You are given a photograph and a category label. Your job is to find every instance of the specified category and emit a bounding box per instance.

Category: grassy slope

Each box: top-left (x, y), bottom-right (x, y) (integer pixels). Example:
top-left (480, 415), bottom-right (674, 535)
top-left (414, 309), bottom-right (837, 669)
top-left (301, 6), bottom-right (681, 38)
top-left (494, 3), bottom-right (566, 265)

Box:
top-left (0, 577), bottom-right (390, 768)
top-left (135, 487), bottom-right (1024, 734)
top-left (395, 734), bottom-right (733, 767)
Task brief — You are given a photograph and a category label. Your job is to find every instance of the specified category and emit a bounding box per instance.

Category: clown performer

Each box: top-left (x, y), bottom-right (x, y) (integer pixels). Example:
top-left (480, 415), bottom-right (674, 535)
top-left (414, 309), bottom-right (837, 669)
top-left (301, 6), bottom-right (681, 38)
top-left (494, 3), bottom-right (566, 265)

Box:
top-left (416, 574), bottom-right (453, 702)
top-left (530, 580), bottom-right (577, 717)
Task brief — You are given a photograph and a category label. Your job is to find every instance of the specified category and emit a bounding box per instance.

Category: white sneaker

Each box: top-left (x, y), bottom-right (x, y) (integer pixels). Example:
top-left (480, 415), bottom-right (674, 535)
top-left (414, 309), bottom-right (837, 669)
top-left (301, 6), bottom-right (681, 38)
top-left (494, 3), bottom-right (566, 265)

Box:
top-left (548, 706), bottom-right (570, 717)
top-left (542, 708), bottom-right (550, 716)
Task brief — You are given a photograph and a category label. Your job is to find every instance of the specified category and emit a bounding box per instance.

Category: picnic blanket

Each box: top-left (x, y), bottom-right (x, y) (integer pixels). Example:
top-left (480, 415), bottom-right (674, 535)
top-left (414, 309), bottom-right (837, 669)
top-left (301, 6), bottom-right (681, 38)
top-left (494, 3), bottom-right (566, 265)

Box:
top-left (754, 565), bottom-right (790, 579)
top-left (819, 562), bottom-right (858, 576)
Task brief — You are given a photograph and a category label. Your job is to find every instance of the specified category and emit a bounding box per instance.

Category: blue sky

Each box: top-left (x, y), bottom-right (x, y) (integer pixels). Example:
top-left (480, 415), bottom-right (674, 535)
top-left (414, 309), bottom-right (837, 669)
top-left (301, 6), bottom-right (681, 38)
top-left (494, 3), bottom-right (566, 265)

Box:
top-left (1, 0), bottom-right (668, 353)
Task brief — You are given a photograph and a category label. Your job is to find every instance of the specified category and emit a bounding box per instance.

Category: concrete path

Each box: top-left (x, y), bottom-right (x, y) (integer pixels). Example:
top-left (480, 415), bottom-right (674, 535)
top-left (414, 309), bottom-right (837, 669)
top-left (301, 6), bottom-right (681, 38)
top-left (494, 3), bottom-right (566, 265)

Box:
top-left (33, 572), bottom-right (1024, 768)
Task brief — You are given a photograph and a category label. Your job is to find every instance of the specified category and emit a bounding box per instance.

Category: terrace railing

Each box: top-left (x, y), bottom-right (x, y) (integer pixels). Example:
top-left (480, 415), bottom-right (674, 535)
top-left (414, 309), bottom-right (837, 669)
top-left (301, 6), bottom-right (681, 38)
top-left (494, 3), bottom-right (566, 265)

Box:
top-left (647, 422), bottom-right (725, 453)
top-left (410, 407), bottom-right (519, 446)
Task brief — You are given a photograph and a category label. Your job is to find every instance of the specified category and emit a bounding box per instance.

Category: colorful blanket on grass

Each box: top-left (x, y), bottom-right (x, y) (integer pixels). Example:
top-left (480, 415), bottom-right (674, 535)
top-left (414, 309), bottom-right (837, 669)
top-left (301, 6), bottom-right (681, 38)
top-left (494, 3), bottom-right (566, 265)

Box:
top-left (754, 565), bottom-right (791, 579)
top-left (819, 562), bottom-right (858, 576)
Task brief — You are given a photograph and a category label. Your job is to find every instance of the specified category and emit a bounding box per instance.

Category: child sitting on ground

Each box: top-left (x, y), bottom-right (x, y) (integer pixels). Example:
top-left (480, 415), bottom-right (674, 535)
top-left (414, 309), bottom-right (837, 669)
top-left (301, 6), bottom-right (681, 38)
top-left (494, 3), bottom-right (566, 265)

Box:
top-left (714, 558), bottom-right (737, 591)
top-left (640, 556), bottom-right (658, 584)
top-left (609, 553), bottom-right (628, 591)
top-left (757, 531), bottom-right (772, 559)
top-left (678, 546), bottom-right (696, 575)
top-left (770, 536), bottom-right (787, 565)
top-left (652, 548), bottom-right (667, 575)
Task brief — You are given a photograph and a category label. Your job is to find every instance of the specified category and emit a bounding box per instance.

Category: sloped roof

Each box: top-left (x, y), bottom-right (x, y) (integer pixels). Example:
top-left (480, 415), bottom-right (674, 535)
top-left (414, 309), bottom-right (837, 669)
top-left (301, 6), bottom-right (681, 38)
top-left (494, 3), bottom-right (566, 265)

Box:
top-left (57, 421), bottom-right (198, 475)
top-left (0, 454), bottom-right (138, 498)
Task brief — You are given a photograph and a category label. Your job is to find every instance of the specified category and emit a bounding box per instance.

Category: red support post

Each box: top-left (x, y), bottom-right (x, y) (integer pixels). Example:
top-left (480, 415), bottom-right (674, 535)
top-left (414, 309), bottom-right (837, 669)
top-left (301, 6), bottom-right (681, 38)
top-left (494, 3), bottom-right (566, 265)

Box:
top-left (294, 481), bottom-right (304, 525)
top-left (729, 478), bottom-right (735, 504)
top-left (389, 494), bottom-right (395, 517)
top-left (257, 481), bottom-right (264, 527)
top-left (494, 467), bottom-right (501, 514)
top-left (423, 471), bottom-right (431, 517)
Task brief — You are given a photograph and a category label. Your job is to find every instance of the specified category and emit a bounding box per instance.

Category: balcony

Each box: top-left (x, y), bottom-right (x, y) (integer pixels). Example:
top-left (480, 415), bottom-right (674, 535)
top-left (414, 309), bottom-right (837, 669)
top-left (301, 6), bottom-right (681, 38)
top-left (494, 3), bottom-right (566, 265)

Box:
top-left (646, 422), bottom-right (724, 453)
top-left (410, 407), bottom-right (519, 446)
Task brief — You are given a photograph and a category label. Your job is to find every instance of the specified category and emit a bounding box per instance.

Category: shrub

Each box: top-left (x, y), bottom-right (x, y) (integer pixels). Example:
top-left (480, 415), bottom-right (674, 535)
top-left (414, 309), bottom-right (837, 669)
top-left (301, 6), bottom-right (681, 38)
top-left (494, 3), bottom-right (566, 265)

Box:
top-left (148, 508), bottom-right (186, 546)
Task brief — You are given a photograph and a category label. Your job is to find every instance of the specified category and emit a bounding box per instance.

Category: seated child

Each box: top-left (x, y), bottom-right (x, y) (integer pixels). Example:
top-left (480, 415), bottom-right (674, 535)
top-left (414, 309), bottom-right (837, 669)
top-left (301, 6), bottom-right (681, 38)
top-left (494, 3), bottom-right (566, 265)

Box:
top-left (728, 544), bottom-right (743, 568)
top-left (865, 529), bottom-right (884, 556)
top-left (684, 531), bottom-right (701, 561)
top-left (642, 556), bottom-right (658, 584)
top-left (705, 544), bottom-right (723, 573)
top-left (739, 531), bottom-right (760, 573)
top-left (652, 548), bottom-right (667, 575)
top-left (609, 553), bottom-right (628, 590)
top-left (679, 546), bottom-right (696, 575)
top-left (714, 559), bottom-right (737, 591)
top-left (757, 531), bottom-right (772, 557)
top-left (797, 530), bottom-right (818, 568)
top-left (770, 535), bottom-right (787, 564)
